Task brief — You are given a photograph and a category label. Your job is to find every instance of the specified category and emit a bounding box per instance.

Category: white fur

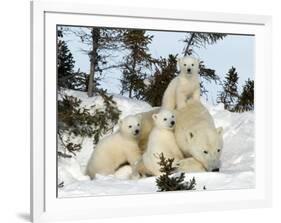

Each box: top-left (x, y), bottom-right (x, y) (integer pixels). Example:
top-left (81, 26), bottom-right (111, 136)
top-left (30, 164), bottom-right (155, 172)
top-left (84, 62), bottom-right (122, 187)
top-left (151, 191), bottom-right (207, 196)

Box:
top-left (137, 107), bottom-right (160, 152)
top-left (86, 115), bottom-right (142, 179)
top-left (162, 56), bottom-right (201, 110)
top-left (142, 109), bottom-right (184, 176)
top-left (176, 157), bottom-right (206, 172)
top-left (114, 165), bottom-right (133, 179)
top-left (175, 100), bottom-right (223, 171)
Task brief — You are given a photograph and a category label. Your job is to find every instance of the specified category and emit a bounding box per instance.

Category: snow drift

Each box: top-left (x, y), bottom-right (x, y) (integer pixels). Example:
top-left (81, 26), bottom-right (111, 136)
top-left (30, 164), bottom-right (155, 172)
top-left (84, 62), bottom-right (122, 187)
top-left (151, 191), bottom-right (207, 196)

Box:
top-left (58, 90), bottom-right (255, 197)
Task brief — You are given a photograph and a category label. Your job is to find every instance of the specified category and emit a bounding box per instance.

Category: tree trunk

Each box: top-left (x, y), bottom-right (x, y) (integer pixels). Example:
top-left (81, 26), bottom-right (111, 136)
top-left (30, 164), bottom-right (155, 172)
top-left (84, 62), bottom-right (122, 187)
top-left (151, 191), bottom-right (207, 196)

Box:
top-left (87, 61), bottom-right (94, 97)
top-left (87, 28), bottom-right (100, 97)
top-left (128, 54), bottom-right (137, 98)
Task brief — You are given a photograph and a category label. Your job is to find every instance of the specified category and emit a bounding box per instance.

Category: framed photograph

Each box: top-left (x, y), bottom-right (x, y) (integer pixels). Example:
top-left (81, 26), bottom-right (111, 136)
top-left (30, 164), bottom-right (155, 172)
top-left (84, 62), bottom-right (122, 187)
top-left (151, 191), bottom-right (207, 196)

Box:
top-left (31, 0), bottom-right (272, 222)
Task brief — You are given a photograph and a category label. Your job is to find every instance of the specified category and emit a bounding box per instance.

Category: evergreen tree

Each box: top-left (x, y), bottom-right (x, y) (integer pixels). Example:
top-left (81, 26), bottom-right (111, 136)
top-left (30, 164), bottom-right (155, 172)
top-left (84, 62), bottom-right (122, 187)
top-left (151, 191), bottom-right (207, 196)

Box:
top-left (156, 153), bottom-right (196, 192)
top-left (57, 27), bottom-right (122, 158)
top-left (70, 27), bottom-right (125, 97)
top-left (142, 55), bottom-right (178, 106)
top-left (57, 91), bottom-right (120, 157)
top-left (199, 61), bottom-right (220, 96)
top-left (217, 67), bottom-right (239, 111)
top-left (71, 69), bottom-right (88, 92)
top-left (235, 79), bottom-right (254, 112)
top-left (120, 30), bottom-right (153, 99)
top-left (57, 39), bottom-right (75, 89)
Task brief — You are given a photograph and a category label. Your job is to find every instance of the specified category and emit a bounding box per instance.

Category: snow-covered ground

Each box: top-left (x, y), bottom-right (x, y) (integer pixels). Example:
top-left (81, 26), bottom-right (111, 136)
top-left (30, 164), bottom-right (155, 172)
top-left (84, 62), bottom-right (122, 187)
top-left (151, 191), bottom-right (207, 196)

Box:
top-left (58, 90), bottom-right (255, 198)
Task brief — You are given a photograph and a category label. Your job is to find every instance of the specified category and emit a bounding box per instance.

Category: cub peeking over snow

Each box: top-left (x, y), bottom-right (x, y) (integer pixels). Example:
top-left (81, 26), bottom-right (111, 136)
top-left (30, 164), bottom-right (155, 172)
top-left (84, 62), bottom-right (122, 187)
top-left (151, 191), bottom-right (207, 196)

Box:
top-left (86, 114), bottom-right (142, 179)
top-left (141, 109), bottom-right (184, 176)
top-left (162, 56), bottom-right (201, 110)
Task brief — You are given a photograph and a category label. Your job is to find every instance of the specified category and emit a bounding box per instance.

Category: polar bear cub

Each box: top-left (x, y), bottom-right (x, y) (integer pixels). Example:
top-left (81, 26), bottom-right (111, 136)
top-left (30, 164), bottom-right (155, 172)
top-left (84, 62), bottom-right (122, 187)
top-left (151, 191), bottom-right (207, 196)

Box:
top-left (162, 56), bottom-right (201, 110)
top-left (142, 109), bottom-right (184, 176)
top-left (86, 114), bottom-right (142, 179)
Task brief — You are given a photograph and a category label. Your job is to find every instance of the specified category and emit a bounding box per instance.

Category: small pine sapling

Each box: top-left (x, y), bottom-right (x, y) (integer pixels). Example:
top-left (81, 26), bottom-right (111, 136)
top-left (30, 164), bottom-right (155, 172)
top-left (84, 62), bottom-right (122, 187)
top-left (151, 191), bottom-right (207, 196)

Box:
top-left (156, 153), bottom-right (196, 192)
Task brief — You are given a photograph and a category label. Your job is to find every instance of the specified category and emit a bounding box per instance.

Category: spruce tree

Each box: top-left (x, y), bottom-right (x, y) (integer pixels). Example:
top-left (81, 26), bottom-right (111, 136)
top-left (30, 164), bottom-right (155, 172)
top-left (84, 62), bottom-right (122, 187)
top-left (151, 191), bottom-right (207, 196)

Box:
top-left (57, 27), bottom-right (122, 158)
top-left (57, 39), bottom-right (75, 89)
top-left (142, 55), bottom-right (178, 106)
top-left (120, 29), bottom-right (153, 99)
top-left (57, 92), bottom-right (120, 157)
top-left (156, 153), bottom-right (196, 192)
top-left (217, 67), bottom-right (239, 111)
top-left (235, 79), bottom-right (254, 112)
top-left (70, 27), bottom-right (125, 97)
top-left (199, 61), bottom-right (220, 96)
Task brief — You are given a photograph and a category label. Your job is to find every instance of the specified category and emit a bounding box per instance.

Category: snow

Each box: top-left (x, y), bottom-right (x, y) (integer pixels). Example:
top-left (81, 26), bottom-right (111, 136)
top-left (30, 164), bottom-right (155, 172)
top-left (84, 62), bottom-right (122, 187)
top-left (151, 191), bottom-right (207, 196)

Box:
top-left (58, 90), bottom-right (255, 197)
top-left (143, 78), bottom-right (152, 87)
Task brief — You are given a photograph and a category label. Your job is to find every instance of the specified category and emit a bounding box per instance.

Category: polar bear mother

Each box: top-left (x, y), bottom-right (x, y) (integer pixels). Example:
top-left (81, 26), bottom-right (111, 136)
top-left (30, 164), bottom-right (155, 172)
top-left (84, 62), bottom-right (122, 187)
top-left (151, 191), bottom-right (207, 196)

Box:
top-left (175, 100), bottom-right (223, 172)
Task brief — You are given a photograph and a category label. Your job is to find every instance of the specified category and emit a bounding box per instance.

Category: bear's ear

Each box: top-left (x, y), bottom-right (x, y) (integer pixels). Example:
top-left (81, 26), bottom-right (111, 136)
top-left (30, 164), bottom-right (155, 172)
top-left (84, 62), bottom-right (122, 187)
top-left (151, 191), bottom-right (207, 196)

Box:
top-left (216, 127), bottom-right (223, 135)
top-left (186, 131), bottom-right (195, 142)
top-left (172, 109), bottom-right (178, 116)
top-left (152, 114), bottom-right (157, 121)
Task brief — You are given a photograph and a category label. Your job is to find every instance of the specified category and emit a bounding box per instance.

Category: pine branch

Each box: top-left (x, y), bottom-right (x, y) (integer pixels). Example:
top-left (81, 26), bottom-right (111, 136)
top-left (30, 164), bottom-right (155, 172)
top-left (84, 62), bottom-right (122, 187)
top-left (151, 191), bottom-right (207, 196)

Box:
top-left (155, 153), bottom-right (196, 192)
top-left (183, 33), bottom-right (195, 56)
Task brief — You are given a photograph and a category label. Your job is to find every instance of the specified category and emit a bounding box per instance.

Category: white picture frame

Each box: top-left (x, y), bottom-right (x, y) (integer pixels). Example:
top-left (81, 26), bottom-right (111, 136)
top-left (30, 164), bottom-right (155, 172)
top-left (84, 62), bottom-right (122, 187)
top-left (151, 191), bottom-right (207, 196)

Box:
top-left (31, 0), bottom-right (272, 222)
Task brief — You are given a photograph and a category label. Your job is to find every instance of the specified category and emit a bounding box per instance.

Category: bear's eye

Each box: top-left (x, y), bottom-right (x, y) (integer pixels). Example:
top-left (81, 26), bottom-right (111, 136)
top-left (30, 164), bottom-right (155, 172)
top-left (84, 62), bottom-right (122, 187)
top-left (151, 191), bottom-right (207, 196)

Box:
top-left (163, 118), bottom-right (167, 121)
top-left (203, 150), bottom-right (208, 154)
top-left (137, 123), bottom-right (140, 126)
top-left (128, 125), bottom-right (132, 128)
top-left (191, 63), bottom-right (194, 66)
top-left (217, 149), bottom-right (221, 153)
top-left (184, 64), bottom-right (187, 66)
top-left (171, 115), bottom-right (174, 118)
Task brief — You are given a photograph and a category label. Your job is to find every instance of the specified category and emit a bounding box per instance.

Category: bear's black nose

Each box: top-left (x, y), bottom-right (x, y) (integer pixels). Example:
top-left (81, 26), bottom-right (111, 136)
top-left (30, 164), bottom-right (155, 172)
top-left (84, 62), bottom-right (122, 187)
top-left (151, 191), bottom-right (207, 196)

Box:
top-left (212, 168), bottom-right (220, 172)
top-left (187, 68), bottom-right (191, 73)
top-left (171, 121), bottom-right (175, 126)
top-left (135, 129), bottom-right (139, 134)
